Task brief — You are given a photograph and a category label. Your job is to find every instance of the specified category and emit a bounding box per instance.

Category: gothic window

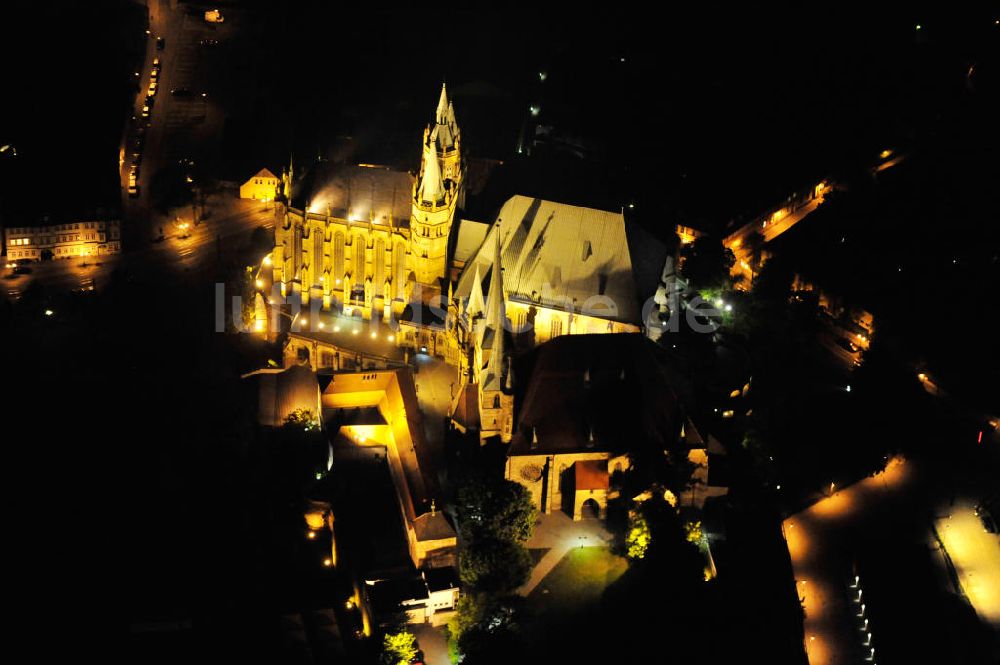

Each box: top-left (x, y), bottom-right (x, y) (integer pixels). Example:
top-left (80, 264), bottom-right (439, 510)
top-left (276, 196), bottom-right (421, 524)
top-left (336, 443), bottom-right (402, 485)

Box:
top-left (374, 239), bottom-right (385, 296)
top-left (393, 242), bottom-right (406, 299)
top-left (312, 228), bottom-right (324, 286)
top-left (353, 234), bottom-right (366, 279)
top-left (333, 231), bottom-right (344, 279)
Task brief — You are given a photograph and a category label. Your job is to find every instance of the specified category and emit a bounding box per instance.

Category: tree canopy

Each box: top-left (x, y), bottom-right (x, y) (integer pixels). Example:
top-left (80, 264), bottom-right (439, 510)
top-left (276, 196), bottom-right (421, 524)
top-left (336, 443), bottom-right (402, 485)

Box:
top-left (680, 236), bottom-right (736, 291)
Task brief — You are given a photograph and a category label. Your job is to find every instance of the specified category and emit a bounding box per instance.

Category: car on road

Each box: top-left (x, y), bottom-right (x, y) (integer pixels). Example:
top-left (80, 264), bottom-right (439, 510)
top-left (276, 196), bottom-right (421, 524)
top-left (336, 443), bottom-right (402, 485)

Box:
top-left (199, 38), bottom-right (220, 47)
top-left (152, 57), bottom-right (161, 70)
top-left (171, 87), bottom-right (192, 97)
top-left (141, 103), bottom-right (151, 118)
top-left (834, 337), bottom-right (859, 353)
top-left (147, 80), bottom-right (157, 96)
top-left (150, 67), bottom-right (158, 81)
top-left (156, 36), bottom-right (165, 50)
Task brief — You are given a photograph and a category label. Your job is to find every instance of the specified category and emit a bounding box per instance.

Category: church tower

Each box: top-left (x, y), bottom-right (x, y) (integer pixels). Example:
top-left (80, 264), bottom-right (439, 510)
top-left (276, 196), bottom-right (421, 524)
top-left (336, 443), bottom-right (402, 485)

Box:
top-left (409, 84), bottom-right (462, 286)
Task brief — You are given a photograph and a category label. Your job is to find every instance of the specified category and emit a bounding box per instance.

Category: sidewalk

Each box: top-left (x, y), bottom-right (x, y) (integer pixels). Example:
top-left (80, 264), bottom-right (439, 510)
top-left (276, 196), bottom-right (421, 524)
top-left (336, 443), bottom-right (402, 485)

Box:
top-left (518, 512), bottom-right (612, 596)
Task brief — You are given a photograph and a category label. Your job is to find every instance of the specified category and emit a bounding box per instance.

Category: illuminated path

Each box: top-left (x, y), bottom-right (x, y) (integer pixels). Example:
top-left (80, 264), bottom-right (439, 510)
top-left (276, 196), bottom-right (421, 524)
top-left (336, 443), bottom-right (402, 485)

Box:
top-left (935, 500), bottom-right (1000, 628)
top-left (784, 457), bottom-right (912, 665)
top-left (518, 512), bottom-right (612, 596)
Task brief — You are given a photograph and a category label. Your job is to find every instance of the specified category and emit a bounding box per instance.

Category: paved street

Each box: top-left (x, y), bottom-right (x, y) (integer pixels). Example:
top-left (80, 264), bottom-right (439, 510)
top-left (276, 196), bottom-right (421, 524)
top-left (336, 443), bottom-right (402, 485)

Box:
top-left (412, 355), bottom-right (459, 477)
top-left (4, 195), bottom-right (271, 300)
top-left (784, 457), bottom-right (912, 665)
top-left (121, 0), bottom-right (233, 241)
top-left (936, 500), bottom-right (1000, 628)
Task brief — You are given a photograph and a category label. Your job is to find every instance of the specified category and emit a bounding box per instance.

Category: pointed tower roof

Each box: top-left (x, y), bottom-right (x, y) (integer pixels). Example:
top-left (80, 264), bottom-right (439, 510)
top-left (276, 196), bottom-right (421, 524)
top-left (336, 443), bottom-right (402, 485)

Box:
top-left (483, 229), bottom-right (507, 391)
top-left (416, 142), bottom-right (445, 205)
top-left (431, 83), bottom-right (458, 151)
top-left (436, 83), bottom-right (449, 124)
top-left (483, 227), bottom-right (505, 333)
top-left (467, 264), bottom-right (485, 318)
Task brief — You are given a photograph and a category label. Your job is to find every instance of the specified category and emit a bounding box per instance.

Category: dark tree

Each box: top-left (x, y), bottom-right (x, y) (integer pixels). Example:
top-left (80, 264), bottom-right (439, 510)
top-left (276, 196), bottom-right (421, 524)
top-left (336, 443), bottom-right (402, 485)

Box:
top-left (681, 236), bottom-right (736, 291)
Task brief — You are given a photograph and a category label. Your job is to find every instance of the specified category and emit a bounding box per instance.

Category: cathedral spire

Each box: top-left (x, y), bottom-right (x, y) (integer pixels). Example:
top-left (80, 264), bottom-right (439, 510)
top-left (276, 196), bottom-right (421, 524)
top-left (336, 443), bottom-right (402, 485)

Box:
top-left (483, 226), bottom-right (505, 333)
top-left (483, 228), bottom-right (507, 390)
top-left (416, 141), bottom-right (445, 205)
top-left (467, 263), bottom-right (485, 318)
top-left (436, 82), bottom-right (449, 125)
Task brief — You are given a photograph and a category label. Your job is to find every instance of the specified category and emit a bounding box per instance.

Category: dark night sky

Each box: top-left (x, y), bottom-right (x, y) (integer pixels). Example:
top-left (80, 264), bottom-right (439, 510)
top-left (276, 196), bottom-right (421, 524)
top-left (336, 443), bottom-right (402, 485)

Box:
top-left (3, 4), bottom-right (995, 228)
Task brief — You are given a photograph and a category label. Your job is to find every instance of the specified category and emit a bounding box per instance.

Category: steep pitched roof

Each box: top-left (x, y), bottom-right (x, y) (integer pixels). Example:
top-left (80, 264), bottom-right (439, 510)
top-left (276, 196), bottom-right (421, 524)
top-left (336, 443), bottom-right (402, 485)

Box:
top-left (455, 196), bottom-right (659, 325)
top-left (507, 334), bottom-right (680, 456)
top-left (412, 511), bottom-right (457, 542)
top-left (250, 168), bottom-right (278, 181)
top-left (453, 218), bottom-right (490, 266)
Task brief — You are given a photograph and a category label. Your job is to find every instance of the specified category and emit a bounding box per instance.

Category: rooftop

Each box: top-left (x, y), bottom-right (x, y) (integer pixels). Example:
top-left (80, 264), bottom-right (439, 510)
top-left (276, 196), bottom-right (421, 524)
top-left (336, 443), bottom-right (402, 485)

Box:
top-left (508, 334), bottom-right (680, 456)
top-left (455, 195), bottom-right (666, 325)
top-left (293, 162), bottom-right (414, 225)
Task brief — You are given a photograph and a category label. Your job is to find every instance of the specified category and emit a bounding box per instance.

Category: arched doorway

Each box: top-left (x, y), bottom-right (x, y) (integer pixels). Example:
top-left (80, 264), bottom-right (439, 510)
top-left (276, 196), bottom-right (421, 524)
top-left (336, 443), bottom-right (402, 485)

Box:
top-left (581, 498), bottom-right (601, 520)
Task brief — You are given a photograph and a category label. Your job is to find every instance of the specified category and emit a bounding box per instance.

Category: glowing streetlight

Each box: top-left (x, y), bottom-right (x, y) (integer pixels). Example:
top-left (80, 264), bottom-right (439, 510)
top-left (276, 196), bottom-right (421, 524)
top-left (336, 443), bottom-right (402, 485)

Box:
top-left (262, 255), bottom-right (271, 267)
top-left (322, 558), bottom-right (332, 567)
top-left (255, 279), bottom-right (263, 288)
top-left (307, 531), bottom-right (316, 540)
top-left (44, 309), bottom-right (54, 316)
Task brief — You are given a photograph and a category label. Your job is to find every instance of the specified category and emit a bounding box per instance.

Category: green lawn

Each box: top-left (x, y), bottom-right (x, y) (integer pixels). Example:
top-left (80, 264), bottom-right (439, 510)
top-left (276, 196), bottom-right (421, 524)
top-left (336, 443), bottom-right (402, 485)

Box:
top-left (527, 546), bottom-right (627, 614)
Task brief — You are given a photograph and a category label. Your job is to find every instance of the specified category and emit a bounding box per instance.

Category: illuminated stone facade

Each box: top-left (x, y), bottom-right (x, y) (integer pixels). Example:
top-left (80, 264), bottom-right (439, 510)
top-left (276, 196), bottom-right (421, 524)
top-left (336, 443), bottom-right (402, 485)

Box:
top-left (270, 84), bottom-right (462, 322)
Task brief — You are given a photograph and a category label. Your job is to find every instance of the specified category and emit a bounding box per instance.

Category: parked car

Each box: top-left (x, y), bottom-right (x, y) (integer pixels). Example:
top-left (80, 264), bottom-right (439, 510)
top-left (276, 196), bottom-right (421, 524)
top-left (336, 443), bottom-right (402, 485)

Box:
top-left (199, 38), bottom-right (220, 47)
top-left (156, 36), bottom-right (165, 50)
top-left (147, 80), bottom-right (157, 97)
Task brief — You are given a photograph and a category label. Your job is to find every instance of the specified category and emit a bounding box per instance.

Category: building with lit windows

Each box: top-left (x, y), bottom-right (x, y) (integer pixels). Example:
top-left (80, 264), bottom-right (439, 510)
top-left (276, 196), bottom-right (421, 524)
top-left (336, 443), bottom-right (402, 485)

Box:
top-left (4, 219), bottom-right (121, 262)
top-left (240, 168), bottom-right (280, 201)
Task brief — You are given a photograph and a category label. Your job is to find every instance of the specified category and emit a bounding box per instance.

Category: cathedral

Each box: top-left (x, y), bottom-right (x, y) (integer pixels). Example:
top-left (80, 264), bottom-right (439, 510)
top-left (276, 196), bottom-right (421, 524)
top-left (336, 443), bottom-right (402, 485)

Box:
top-left (268, 83), bottom-right (671, 443)
top-left (270, 84), bottom-right (463, 323)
